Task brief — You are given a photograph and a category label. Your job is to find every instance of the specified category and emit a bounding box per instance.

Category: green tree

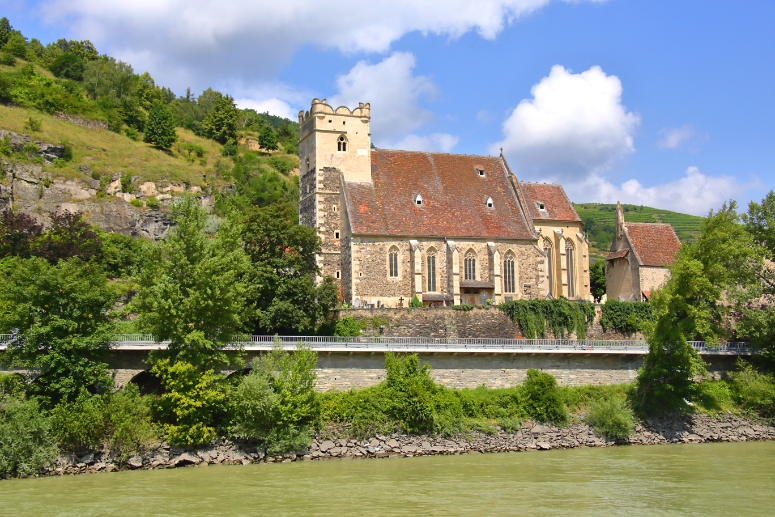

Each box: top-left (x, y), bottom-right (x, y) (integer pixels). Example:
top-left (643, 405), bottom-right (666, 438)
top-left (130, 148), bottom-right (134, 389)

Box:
top-left (0, 257), bottom-right (116, 405)
top-left (0, 17), bottom-right (14, 47)
top-left (133, 195), bottom-right (248, 369)
top-left (2, 34), bottom-right (27, 58)
top-left (143, 102), bottom-right (178, 151)
top-left (49, 53), bottom-right (85, 81)
top-left (201, 95), bottom-right (239, 144)
top-left (740, 191), bottom-right (775, 360)
top-left (0, 395), bottom-right (58, 477)
top-left (230, 344), bottom-right (319, 453)
top-left (258, 125), bottom-right (279, 151)
top-left (589, 260), bottom-right (606, 302)
top-left (241, 202), bottom-right (337, 334)
top-left (636, 203), bottom-right (763, 413)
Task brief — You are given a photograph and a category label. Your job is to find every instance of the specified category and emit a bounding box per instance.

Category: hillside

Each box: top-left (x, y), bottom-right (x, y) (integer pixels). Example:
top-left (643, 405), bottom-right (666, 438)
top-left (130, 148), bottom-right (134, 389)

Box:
top-left (574, 203), bottom-right (703, 260)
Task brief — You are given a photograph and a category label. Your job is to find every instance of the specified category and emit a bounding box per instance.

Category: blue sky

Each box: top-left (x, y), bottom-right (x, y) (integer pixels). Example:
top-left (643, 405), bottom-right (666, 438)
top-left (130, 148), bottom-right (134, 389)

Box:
top-left (5, 0), bottom-right (774, 214)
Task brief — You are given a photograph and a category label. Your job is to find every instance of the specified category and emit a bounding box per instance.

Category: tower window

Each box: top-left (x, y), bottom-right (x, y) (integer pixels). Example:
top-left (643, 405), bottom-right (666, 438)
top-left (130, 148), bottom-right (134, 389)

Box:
top-left (337, 135), bottom-right (347, 152)
top-left (332, 205), bottom-right (338, 212)
top-left (335, 231), bottom-right (340, 239)
top-left (336, 271), bottom-right (341, 279)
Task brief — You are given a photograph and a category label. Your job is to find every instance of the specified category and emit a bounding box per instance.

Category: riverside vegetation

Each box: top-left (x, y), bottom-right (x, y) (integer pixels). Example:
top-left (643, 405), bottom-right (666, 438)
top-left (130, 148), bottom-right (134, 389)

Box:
top-left (2, 191), bottom-right (775, 477)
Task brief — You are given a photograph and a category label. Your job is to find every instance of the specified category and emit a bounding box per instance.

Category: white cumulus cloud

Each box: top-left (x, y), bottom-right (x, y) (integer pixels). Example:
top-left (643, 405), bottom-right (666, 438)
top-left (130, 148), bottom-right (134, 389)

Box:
top-left (571, 166), bottom-right (741, 216)
top-left (32, 0), bottom-right (606, 93)
top-left (329, 52), bottom-right (459, 152)
top-left (492, 65), bottom-right (640, 181)
top-left (657, 125), bottom-right (695, 149)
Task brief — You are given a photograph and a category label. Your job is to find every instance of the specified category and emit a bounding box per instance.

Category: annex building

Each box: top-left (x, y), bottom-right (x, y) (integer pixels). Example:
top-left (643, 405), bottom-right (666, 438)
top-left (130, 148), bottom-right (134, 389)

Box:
top-left (298, 99), bottom-right (591, 308)
top-left (605, 201), bottom-right (681, 302)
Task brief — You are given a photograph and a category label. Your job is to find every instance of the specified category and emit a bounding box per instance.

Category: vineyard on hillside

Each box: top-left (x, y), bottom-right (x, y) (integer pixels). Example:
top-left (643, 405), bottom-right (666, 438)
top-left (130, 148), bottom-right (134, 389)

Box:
top-left (574, 203), bottom-right (703, 259)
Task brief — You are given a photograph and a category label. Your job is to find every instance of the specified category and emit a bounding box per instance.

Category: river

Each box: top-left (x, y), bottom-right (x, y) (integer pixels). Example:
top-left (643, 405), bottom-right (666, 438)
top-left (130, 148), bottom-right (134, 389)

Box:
top-left (2, 441), bottom-right (774, 516)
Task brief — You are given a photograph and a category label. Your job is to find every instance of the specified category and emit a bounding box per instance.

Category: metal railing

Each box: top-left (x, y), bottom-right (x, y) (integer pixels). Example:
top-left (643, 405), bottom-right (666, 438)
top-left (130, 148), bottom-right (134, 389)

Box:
top-left (0, 333), bottom-right (754, 355)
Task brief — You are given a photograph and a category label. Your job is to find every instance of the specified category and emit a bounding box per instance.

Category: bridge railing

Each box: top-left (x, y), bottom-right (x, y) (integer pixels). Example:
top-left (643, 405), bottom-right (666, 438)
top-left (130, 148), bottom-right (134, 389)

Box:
top-left (0, 333), bottom-right (754, 354)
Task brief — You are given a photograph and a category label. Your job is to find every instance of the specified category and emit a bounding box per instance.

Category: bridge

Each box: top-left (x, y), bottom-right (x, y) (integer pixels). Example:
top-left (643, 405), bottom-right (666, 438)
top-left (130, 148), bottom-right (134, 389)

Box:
top-left (0, 334), bottom-right (754, 390)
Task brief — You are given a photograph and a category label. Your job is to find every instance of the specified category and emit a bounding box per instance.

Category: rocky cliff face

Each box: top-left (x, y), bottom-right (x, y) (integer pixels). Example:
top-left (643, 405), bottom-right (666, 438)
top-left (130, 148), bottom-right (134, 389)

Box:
top-left (0, 131), bottom-right (213, 240)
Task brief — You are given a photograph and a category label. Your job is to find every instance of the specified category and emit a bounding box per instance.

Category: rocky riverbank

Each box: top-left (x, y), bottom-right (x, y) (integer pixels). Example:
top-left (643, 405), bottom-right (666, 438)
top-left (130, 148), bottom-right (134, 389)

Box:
top-left (29, 413), bottom-right (774, 478)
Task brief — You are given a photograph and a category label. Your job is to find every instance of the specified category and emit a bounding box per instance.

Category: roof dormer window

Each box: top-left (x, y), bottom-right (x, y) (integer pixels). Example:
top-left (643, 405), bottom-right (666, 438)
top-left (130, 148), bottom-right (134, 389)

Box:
top-left (486, 197), bottom-right (494, 208)
top-left (475, 166), bottom-right (485, 177)
top-left (415, 194), bottom-right (424, 206)
top-left (537, 202), bottom-right (546, 211)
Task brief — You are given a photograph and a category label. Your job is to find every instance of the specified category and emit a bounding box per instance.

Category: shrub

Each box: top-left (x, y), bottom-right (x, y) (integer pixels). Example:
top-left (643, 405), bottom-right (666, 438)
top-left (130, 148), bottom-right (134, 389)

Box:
top-left (0, 52), bottom-right (15, 66)
top-left (334, 316), bottom-right (362, 337)
top-left (120, 173), bottom-right (132, 193)
top-left (105, 384), bottom-right (159, 460)
top-left (23, 116), bottom-right (42, 133)
top-left (152, 359), bottom-right (227, 446)
top-left (522, 369), bottom-right (569, 425)
top-left (60, 140), bottom-right (73, 161)
top-left (145, 196), bottom-right (160, 209)
top-left (124, 127), bottom-right (140, 141)
top-left (129, 198), bottom-right (143, 207)
top-left (0, 373), bottom-right (25, 397)
top-left (452, 304), bottom-right (474, 312)
top-left (730, 361), bottom-right (775, 418)
top-left (383, 353), bottom-right (437, 433)
top-left (229, 345), bottom-right (319, 453)
top-left (268, 155), bottom-right (294, 175)
top-left (409, 295), bottom-right (422, 308)
top-left (0, 395), bottom-right (58, 477)
top-left (584, 396), bottom-right (635, 440)
top-left (50, 390), bottom-right (108, 452)
top-left (221, 139), bottom-right (238, 157)
top-left (181, 142), bottom-right (206, 158)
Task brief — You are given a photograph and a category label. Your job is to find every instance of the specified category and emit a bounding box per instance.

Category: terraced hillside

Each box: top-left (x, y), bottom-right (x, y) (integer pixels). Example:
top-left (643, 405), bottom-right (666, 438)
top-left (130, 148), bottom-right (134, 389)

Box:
top-left (574, 203), bottom-right (703, 259)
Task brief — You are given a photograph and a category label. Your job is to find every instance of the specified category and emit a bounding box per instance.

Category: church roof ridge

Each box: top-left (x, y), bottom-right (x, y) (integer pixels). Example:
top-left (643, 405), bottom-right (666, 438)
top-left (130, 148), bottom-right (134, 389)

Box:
top-left (372, 148), bottom-right (496, 159)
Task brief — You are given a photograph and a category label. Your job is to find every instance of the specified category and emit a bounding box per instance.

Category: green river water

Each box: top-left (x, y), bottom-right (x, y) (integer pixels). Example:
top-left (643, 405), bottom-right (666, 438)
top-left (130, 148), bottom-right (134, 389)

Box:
top-left (1, 441), bottom-right (774, 516)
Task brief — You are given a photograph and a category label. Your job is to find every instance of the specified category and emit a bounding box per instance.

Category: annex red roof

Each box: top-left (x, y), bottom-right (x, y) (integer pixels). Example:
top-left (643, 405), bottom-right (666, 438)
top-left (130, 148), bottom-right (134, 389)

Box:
top-left (606, 249), bottom-right (630, 261)
top-left (343, 150), bottom-right (535, 240)
top-left (625, 223), bottom-right (681, 267)
top-left (520, 182), bottom-right (582, 223)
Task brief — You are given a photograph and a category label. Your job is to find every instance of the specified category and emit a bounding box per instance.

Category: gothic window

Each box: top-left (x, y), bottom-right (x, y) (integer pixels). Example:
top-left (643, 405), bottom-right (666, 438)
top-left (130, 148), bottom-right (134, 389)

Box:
top-left (337, 135), bottom-right (348, 152)
top-left (544, 238), bottom-right (554, 297)
top-left (464, 250), bottom-right (477, 281)
top-left (427, 248), bottom-right (437, 292)
top-left (504, 253), bottom-right (516, 293)
top-left (389, 246), bottom-right (399, 278)
top-left (566, 240), bottom-right (576, 298)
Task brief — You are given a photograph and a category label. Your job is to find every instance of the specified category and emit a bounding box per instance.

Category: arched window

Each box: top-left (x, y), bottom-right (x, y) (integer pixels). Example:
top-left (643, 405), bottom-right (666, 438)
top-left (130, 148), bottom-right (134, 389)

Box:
top-left (504, 252), bottom-right (516, 293)
top-left (337, 135), bottom-right (348, 152)
top-left (544, 238), bottom-right (554, 297)
top-left (427, 248), bottom-right (437, 292)
top-left (565, 240), bottom-right (576, 298)
top-left (464, 250), bottom-right (476, 281)
top-left (389, 246), bottom-right (399, 278)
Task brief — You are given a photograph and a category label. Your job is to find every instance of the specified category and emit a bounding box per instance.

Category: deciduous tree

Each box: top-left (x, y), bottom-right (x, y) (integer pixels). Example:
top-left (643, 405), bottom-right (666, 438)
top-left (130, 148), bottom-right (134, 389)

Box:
top-left (143, 102), bottom-right (178, 151)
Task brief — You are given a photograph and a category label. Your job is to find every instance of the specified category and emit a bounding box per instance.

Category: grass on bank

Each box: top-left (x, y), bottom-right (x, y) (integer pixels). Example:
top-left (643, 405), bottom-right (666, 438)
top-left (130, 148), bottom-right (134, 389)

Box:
top-left (0, 104), bottom-right (221, 186)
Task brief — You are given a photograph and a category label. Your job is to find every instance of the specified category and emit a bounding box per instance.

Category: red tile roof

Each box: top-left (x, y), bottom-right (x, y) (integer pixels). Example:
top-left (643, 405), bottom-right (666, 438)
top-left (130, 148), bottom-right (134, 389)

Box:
top-left (343, 150), bottom-right (535, 239)
top-left (625, 223), bottom-right (681, 267)
top-left (606, 249), bottom-right (629, 260)
top-left (520, 182), bottom-right (582, 223)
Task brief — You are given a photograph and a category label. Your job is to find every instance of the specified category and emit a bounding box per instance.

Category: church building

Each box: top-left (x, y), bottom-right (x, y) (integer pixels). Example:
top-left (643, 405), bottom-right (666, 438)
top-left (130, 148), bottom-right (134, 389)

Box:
top-left (605, 201), bottom-right (681, 302)
top-left (298, 99), bottom-right (590, 307)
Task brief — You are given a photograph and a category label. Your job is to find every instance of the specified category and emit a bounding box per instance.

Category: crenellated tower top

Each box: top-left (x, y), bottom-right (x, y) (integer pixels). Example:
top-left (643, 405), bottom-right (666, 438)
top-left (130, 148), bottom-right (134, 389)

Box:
top-left (298, 98), bottom-right (372, 184)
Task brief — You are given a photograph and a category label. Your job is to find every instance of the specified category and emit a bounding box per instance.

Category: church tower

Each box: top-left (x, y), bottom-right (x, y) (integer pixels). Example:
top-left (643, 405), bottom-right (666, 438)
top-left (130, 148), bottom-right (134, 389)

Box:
top-left (298, 99), bottom-right (371, 283)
